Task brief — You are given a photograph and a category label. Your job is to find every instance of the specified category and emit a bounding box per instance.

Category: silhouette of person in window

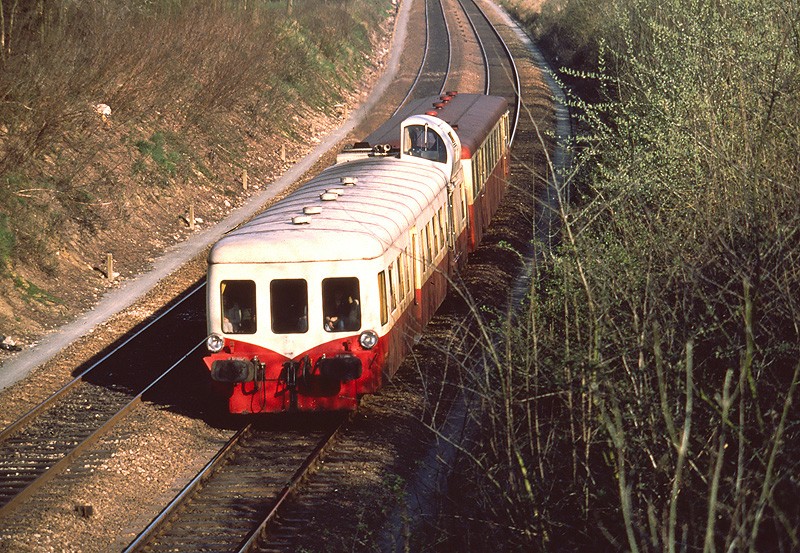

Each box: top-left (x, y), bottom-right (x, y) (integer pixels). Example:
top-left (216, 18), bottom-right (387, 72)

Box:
top-left (325, 289), bottom-right (360, 332)
top-left (413, 127), bottom-right (438, 151)
top-left (223, 302), bottom-right (241, 333)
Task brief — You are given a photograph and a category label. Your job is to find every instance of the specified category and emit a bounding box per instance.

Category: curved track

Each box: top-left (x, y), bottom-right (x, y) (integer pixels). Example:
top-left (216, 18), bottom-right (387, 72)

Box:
top-left (458, 0), bottom-right (521, 143)
top-left (403, 0), bottom-right (452, 101)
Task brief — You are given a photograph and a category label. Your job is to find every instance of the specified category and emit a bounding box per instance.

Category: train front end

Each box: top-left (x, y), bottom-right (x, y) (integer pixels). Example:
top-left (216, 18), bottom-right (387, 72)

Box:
top-left (203, 258), bottom-right (386, 413)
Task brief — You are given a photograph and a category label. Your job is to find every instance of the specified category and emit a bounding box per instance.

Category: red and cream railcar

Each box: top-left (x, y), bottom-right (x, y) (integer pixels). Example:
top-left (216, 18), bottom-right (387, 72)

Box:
top-left (365, 93), bottom-right (511, 252)
top-left (203, 94), bottom-right (509, 413)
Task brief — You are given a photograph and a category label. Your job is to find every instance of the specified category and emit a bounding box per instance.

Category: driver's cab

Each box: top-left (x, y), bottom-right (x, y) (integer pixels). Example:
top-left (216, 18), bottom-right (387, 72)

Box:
top-left (400, 114), bottom-right (461, 181)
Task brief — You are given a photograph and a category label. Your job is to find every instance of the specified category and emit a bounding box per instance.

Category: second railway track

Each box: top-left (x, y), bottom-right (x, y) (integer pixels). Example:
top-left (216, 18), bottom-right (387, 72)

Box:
top-left (0, 286), bottom-right (207, 519)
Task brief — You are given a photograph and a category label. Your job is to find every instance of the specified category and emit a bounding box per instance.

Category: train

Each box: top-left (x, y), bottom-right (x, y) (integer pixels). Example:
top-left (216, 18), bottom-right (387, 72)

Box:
top-left (203, 92), bottom-right (511, 413)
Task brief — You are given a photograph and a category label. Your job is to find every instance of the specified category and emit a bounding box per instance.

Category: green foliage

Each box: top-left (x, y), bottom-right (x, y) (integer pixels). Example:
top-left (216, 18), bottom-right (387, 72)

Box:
top-left (13, 275), bottom-right (62, 305)
top-left (448, 0), bottom-right (800, 550)
top-left (0, 215), bottom-right (15, 272)
top-left (135, 132), bottom-right (183, 176)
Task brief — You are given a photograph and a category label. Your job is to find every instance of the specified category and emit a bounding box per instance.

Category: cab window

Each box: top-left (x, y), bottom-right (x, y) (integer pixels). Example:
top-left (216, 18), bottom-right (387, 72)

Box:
top-left (271, 279), bottom-right (308, 334)
top-left (404, 124), bottom-right (447, 163)
top-left (221, 280), bottom-right (256, 334)
top-left (322, 277), bottom-right (361, 332)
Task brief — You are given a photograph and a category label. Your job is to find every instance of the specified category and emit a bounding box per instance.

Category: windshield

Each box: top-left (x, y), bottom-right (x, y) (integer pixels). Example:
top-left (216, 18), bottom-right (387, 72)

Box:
top-left (221, 280), bottom-right (256, 334)
top-left (270, 279), bottom-right (308, 334)
top-left (322, 277), bottom-right (361, 332)
top-left (404, 124), bottom-right (447, 163)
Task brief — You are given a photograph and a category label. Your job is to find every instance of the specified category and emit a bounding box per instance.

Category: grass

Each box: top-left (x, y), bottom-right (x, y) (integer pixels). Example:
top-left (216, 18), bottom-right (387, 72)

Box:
top-left (0, 215), bottom-right (14, 272)
top-left (13, 275), bottom-right (62, 305)
top-left (135, 132), bottom-right (184, 177)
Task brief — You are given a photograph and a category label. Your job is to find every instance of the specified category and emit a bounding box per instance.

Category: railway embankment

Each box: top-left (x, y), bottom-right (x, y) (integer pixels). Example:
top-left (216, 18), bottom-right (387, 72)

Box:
top-left (0, 1), bottom-right (398, 376)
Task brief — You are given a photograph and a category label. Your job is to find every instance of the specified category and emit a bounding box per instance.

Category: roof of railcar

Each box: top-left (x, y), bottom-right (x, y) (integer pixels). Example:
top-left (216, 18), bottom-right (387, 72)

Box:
top-left (364, 93), bottom-right (509, 159)
top-left (208, 156), bottom-right (449, 265)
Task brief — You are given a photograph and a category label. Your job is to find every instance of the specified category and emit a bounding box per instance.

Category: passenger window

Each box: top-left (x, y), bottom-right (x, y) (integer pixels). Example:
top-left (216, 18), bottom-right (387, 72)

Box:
top-left (438, 210), bottom-right (445, 250)
top-left (221, 280), bottom-right (256, 334)
top-left (388, 266), bottom-right (396, 311)
top-left (378, 271), bottom-right (388, 325)
top-left (322, 277), bottom-right (361, 332)
top-left (397, 255), bottom-right (405, 300)
top-left (425, 224), bottom-right (433, 265)
top-left (270, 279), bottom-right (308, 334)
top-left (472, 158), bottom-right (480, 196)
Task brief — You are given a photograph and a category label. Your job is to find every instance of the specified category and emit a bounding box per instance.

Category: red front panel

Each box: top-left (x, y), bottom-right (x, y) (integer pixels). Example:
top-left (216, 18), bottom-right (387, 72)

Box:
top-left (204, 334), bottom-right (385, 413)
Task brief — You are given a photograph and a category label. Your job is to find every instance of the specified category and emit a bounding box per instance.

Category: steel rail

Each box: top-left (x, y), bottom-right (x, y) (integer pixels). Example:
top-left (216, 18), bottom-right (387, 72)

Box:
top-left (0, 339), bottom-right (205, 519)
top-left (122, 424), bottom-right (251, 552)
top-left (460, 0), bottom-right (522, 145)
top-left (0, 280), bottom-right (205, 443)
top-left (394, 0), bottom-right (453, 115)
top-left (234, 419), bottom-right (346, 552)
top-left (457, 0), bottom-right (492, 93)
top-left (437, 0), bottom-right (454, 96)
top-left (122, 416), bottom-right (346, 552)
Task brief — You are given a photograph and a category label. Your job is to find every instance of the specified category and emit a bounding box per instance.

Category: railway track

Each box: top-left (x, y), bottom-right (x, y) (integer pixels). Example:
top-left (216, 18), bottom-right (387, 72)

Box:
top-left (398, 0), bottom-right (452, 106)
top-left (118, 2), bottom-right (524, 551)
top-left (0, 284), bottom-right (206, 519)
top-left (124, 416), bottom-right (345, 552)
top-left (0, 0), bottom-right (529, 549)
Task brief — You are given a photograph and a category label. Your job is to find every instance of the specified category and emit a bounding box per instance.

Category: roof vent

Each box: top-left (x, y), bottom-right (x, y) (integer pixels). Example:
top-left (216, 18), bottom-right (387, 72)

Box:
top-left (303, 206), bottom-right (322, 215)
top-left (320, 192), bottom-right (338, 201)
top-left (292, 215), bottom-right (312, 225)
top-left (340, 176), bottom-right (358, 186)
top-left (326, 188), bottom-right (344, 196)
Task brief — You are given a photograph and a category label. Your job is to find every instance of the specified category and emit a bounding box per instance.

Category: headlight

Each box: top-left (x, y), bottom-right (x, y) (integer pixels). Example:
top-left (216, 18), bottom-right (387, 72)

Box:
top-left (358, 330), bottom-right (378, 350)
top-left (206, 333), bottom-right (225, 353)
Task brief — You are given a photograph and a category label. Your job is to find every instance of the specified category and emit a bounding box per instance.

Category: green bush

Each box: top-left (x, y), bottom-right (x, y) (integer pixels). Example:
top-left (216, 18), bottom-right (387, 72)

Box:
top-left (0, 214), bottom-right (14, 272)
top-left (135, 132), bottom-right (183, 177)
top-left (446, 0), bottom-right (800, 550)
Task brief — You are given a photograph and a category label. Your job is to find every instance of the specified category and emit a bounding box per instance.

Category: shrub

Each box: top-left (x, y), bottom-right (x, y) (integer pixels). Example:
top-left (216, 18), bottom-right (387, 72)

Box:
top-left (443, 0), bottom-right (800, 550)
top-left (0, 214), bottom-right (14, 272)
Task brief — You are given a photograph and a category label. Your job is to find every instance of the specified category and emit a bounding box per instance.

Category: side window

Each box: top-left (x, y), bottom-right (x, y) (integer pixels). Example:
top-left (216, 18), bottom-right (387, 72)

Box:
top-left (388, 266), bottom-right (397, 311)
top-left (472, 158), bottom-right (480, 197)
top-left (270, 279), bottom-right (308, 334)
top-left (221, 280), bottom-right (256, 334)
top-left (322, 277), bottom-right (361, 332)
top-left (438, 209), bottom-right (445, 250)
top-left (397, 255), bottom-right (405, 301)
top-left (425, 223), bottom-right (433, 265)
top-left (378, 271), bottom-right (388, 325)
